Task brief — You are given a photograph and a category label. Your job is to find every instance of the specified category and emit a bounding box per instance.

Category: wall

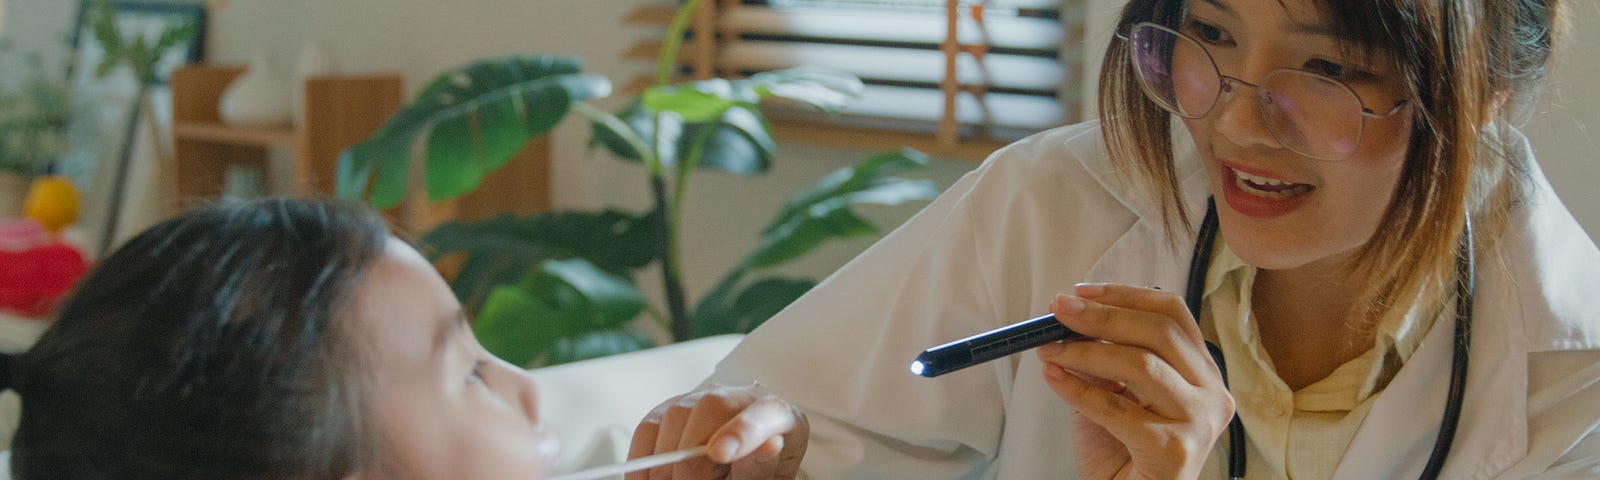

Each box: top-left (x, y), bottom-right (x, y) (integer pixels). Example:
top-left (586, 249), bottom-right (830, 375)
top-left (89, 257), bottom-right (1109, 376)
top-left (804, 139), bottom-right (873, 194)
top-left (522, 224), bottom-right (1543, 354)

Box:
top-left (4, 0), bottom-right (1597, 297)
top-left (1524, 1), bottom-right (1600, 239)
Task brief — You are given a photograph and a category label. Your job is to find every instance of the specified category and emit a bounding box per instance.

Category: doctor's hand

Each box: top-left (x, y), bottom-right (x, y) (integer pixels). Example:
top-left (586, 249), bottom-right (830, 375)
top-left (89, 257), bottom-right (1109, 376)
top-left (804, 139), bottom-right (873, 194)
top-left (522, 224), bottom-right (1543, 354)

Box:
top-left (627, 382), bottom-right (809, 480)
top-left (1036, 283), bottom-right (1234, 480)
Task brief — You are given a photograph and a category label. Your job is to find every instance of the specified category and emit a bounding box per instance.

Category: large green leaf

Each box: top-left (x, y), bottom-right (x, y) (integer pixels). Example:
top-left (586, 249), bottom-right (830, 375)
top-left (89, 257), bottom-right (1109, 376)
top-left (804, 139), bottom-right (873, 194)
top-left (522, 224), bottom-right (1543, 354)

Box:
top-left (746, 206), bottom-right (879, 269)
top-left (546, 330), bottom-right (655, 365)
top-left (692, 276), bottom-right (816, 337)
top-left (765, 148), bottom-right (934, 235)
top-left (678, 105), bottom-right (774, 177)
top-left (594, 101), bottom-right (774, 177)
top-left (590, 102), bottom-right (683, 167)
top-left (643, 81), bottom-right (736, 123)
top-left (420, 209), bottom-right (664, 311)
top-left (748, 66), bottom-right (864, 114)
top-left (474, 285), bottom-right (565, 367)
top-left (533, 258), bottom-right (648, 330)
top-left (473, 258), bottom-right (651, 367)
top-left (691, 148), bottom-right (936, 339)
top-left (337, 55), bottom-right (611, 207)
top-left (744, 149), bottom-right (938, 269)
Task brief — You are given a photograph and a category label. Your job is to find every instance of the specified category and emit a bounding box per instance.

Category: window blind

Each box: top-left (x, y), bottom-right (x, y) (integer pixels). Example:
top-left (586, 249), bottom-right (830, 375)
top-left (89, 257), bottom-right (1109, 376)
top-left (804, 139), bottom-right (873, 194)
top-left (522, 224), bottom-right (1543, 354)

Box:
top-left (623, 0), bottom-right (1086, 149)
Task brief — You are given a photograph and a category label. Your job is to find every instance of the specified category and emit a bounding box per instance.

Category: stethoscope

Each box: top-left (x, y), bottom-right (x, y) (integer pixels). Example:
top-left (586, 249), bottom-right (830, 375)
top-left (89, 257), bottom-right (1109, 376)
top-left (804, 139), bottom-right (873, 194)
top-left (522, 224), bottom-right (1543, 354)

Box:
top-left (1183, 198), bottom-right (1474, 480)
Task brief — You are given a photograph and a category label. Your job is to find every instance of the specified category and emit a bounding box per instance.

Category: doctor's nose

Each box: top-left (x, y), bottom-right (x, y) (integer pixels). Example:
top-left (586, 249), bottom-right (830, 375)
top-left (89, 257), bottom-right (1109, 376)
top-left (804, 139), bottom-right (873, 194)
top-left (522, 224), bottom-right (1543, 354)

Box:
top-left (1211, 76), bottom-right (1285, 154)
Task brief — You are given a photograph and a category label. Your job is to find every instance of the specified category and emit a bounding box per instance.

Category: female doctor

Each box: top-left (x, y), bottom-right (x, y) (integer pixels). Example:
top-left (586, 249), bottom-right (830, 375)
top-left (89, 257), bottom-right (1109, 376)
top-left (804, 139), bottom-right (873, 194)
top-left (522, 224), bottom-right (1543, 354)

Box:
top-left (628, 0), bottom-right (1600, 478)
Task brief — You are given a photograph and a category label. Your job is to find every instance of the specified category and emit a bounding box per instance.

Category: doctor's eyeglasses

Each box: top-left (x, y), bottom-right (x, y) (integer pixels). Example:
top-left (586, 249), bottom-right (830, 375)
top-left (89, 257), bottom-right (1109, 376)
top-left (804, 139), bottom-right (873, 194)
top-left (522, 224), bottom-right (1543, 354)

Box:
top-left (1123, 22), bottom-right (1408, 161)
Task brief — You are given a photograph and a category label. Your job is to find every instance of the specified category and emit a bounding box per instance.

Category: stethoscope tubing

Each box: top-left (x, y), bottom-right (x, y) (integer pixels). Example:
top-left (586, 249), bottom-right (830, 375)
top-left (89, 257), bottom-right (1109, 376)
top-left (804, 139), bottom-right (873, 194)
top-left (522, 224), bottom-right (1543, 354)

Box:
top-left (1184, 199), bottom-right (1471, 480)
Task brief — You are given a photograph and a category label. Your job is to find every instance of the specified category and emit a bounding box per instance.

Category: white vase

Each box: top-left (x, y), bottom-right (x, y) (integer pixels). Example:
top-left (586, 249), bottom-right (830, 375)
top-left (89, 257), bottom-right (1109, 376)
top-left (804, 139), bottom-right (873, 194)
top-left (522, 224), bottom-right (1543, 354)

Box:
top-left (219, 57), bottom-right (293, 128)
top-left (291, 42), bottom-right (338, 130)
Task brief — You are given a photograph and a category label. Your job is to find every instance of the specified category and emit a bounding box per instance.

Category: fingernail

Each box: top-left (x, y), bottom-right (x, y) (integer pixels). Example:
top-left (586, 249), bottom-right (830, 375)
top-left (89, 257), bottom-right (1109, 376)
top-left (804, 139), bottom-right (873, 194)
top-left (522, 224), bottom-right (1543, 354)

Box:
top-left (1038, 343), bottom-right (1062, 357)
top-left (1055, 294), bottom-right (1086, 315)
top-left (713, 437), bottom-right (740, 462)
top-left (1074, 283), bottom-right (1106, 298)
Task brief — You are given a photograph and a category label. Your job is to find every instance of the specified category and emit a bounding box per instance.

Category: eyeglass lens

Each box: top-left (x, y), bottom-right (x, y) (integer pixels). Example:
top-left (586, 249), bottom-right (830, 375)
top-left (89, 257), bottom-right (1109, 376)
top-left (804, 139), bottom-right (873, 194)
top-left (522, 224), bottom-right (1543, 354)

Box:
top-left (1128, 23), bottom-right (1364, 160)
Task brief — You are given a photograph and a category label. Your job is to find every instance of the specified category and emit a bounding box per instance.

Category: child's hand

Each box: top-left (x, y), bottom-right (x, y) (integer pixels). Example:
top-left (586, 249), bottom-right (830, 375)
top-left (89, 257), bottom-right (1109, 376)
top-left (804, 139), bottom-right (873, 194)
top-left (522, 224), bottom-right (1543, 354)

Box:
top-left (628, 382), bottom-right (808, 479)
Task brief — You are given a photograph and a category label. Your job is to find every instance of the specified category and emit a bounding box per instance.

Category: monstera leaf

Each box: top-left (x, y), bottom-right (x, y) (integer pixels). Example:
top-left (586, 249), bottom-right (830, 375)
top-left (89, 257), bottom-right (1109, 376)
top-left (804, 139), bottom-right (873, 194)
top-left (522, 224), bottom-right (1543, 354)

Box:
top-left (473, 258), bottom-right (653, 367)
top-left (419, 209), bottom-right (664, 313)
top-left (692, 148), bottom-right (938, 336)
top-left (589, 66), bottom-right (860, 177)
top-left (336, 55), bottom-right (611, 208)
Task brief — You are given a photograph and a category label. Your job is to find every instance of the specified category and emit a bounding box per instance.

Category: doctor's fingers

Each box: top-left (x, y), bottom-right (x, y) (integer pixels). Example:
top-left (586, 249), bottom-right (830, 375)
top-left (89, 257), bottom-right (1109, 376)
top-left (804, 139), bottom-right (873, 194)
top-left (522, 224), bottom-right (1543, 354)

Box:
top-left (1050, 294), bottom-right (1221, 387)
top-left (1043, 366), bottom-right (1234, 477)
top-left (1072, 283), bottom-right (1203, 342)
top-left (1037, 340), bottom-right (1216, 421)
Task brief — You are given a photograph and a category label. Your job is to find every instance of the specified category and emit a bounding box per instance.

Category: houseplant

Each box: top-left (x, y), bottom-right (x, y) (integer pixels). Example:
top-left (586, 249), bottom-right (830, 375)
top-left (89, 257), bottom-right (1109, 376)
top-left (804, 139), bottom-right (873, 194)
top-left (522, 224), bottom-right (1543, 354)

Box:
top-left (0, 43), bottom-right (70, 217)
top-left (337, 0), bottom-right (938, 367)
top-left (83, 0), bottom-right (197, 249)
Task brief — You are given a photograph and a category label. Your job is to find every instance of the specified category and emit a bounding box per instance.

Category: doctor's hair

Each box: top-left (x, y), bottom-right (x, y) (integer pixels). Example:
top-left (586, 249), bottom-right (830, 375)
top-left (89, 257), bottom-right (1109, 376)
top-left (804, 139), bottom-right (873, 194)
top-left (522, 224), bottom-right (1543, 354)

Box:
top-left (1098, 0), bottom-right (1565, 322)
top-left (7, 198), bottom-right (391, 480)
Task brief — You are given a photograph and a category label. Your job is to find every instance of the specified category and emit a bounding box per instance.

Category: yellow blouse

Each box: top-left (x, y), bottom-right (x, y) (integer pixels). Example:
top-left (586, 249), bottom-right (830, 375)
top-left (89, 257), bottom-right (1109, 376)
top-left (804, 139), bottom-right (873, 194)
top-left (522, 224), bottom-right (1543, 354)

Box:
top-left (1200, 243), bottom-right (1443, 479)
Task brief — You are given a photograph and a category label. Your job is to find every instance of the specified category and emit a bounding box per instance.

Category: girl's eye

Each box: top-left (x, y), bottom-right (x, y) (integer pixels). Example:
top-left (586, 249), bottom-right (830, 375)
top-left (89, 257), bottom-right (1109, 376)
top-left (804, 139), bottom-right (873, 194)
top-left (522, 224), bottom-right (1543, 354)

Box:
top-left (467, 359), bottom-right (488, 386)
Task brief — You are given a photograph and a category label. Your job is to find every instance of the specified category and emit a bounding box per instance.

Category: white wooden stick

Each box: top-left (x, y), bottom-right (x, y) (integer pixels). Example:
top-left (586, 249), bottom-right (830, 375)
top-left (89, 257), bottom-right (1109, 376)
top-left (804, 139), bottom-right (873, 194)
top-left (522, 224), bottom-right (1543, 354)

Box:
top-left (546, 446), bottom-right (710, 480)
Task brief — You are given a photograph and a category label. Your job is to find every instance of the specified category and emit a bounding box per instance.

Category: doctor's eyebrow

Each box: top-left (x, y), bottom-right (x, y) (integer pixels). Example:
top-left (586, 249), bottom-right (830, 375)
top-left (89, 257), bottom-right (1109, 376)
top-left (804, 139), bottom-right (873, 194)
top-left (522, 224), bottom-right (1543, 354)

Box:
top-left (1197, 0), bottom-right (1342, 38)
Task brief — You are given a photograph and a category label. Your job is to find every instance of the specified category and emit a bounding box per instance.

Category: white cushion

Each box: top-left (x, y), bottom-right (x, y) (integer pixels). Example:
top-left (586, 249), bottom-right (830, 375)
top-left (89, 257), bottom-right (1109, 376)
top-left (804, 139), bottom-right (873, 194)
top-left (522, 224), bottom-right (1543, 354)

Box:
top-left (529, 334), bottom-right (742, 475)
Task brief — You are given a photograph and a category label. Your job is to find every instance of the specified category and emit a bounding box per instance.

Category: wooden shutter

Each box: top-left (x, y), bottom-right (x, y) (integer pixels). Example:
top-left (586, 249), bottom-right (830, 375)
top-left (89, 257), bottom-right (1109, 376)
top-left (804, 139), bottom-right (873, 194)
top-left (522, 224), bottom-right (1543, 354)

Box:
top-left (623, 0), bottom-right (1085, 157)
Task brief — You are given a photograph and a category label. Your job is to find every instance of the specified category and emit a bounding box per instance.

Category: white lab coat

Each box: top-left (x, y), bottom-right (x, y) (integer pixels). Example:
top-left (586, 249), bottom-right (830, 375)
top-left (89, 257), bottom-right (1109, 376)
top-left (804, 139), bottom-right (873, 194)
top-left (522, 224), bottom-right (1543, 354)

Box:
top-left (710, 121), bottom-right (1600, 479)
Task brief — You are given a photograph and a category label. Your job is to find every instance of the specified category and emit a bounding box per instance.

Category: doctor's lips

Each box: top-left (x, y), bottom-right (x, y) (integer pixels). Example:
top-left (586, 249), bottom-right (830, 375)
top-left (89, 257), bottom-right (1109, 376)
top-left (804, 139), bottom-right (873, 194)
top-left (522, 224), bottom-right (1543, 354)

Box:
top-left (1219, 161), bottom-right (1315, 219)
top-left (910, 313), bottom-right (1084, 377)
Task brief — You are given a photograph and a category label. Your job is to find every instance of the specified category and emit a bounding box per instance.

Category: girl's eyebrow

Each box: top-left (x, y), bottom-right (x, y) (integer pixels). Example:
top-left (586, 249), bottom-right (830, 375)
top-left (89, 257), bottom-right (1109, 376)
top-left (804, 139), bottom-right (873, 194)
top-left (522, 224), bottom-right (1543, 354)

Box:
top-left (431, 310), bottom-right (468, 361)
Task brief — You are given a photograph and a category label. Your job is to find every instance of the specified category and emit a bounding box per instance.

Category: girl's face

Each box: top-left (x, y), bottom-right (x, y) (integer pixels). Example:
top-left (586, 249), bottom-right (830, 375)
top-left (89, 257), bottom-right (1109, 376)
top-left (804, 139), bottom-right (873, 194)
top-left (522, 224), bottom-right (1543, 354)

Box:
top-left (350, 239), bottom-right (558, 479)
top-left (1178, 0), bottom-right (1413, 273)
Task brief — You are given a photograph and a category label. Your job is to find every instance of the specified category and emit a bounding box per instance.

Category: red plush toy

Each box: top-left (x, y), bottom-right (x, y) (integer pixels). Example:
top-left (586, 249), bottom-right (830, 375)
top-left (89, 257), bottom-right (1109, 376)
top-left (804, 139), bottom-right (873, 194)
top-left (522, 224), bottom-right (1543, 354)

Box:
top-left (0, 219), bottom-right (90, 318)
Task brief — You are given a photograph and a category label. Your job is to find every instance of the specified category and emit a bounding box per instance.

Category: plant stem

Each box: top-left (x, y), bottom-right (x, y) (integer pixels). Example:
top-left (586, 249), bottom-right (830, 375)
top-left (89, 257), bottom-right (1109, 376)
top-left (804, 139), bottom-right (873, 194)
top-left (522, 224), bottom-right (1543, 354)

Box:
top-left (655, 0), bottom-right (703, 86)
top-left (651, 0), bottom-right (706, 341)
top-left (652, 174), bottom-right (692, 341)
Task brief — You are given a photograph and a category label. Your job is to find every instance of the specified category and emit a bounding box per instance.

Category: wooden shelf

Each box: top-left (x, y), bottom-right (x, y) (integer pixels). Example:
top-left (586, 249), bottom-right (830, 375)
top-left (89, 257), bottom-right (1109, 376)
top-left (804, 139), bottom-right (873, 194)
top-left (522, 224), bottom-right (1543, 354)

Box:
top-left (169, 64), bottom-right (553, 235)
top-left (173, 121), bottom-right (300, 148)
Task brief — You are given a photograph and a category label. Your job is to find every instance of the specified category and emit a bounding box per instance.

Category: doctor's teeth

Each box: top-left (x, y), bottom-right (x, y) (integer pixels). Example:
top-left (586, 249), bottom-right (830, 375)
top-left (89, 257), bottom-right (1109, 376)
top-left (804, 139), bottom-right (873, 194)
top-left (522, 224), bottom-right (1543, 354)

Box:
top-left (1232, 169), bottom-right (1293, 187)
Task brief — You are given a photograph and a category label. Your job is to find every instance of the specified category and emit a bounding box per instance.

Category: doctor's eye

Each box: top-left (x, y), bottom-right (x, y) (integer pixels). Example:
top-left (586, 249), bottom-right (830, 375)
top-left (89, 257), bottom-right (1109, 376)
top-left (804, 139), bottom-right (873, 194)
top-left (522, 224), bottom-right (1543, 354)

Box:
top-left (1181, 18), bottom-right (1232, 46)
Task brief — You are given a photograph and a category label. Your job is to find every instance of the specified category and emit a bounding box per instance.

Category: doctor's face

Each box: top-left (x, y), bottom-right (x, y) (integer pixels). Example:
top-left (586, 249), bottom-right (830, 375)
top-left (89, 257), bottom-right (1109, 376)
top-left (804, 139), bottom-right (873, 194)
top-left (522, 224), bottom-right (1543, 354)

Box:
top-left (1176, 0), bottom-right (1413, 273)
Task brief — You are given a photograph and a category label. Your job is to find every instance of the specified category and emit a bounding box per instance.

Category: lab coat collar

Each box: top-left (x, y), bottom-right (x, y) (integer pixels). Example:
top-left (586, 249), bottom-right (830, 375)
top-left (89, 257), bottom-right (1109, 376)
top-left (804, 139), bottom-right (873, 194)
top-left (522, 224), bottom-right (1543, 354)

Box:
top-left (1079, 121), bottom-right (1211, 290)
top-left (1335, 137), bottom-right (1600, 479)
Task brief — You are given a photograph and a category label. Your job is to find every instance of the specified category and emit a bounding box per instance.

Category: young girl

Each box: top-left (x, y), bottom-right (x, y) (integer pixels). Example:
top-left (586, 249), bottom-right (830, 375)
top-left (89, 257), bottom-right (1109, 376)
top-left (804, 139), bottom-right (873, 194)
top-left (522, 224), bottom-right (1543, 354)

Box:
top-left (631, 0), bottom-right (1599, 478)
top-left (3, 198), bottom-right (799, 479)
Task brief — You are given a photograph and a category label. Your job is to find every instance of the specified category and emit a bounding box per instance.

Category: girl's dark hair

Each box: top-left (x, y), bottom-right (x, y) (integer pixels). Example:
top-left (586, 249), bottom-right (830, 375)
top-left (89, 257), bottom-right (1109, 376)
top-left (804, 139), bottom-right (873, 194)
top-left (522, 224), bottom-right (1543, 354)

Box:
top-left (7, 198), bottom-right (391, 480)
top-left (1099, 0), bottom-right (1564, 324)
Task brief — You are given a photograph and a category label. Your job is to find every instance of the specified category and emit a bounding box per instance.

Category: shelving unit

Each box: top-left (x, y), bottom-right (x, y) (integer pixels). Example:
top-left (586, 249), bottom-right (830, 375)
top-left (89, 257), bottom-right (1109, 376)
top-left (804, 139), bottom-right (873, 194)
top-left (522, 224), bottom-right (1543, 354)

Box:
top-left (169, 65), bottom-right (551, 234)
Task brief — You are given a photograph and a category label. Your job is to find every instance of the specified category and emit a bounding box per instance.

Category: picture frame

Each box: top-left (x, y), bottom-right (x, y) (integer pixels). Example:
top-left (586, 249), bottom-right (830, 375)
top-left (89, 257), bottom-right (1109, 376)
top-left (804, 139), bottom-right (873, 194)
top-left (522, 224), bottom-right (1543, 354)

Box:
top-left (59, 0), bottom-right (206, 251)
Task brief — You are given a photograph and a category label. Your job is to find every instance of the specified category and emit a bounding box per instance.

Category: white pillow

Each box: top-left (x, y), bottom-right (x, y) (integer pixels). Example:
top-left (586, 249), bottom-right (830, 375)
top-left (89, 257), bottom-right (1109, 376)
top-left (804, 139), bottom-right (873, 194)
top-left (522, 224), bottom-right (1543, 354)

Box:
top-left (529, 334), bottom-right (743, 476)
